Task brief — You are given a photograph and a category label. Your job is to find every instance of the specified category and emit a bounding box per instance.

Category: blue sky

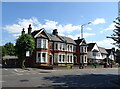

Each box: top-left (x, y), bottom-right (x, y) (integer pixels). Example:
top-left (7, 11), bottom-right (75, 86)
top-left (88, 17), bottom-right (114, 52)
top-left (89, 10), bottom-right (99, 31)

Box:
top-left (2, 2), bottom-right (118, 48)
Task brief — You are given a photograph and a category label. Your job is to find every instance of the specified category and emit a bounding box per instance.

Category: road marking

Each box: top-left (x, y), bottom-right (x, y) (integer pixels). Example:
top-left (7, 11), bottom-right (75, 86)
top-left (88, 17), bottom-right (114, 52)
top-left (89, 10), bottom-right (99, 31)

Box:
top-left (14, 69), bottom-right (19, 72)
top-left (14, 69), bottom-right (25, 72)
top-left (15, 73), bottom-right (23, 75)
top-left (4, 68), bottom-right (8, 70)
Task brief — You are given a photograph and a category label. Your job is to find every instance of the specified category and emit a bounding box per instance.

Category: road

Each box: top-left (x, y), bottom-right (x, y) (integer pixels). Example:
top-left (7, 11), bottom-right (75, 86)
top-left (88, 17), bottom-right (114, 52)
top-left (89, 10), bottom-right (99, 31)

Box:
top-left (2, 67), bottom-right (120, 88)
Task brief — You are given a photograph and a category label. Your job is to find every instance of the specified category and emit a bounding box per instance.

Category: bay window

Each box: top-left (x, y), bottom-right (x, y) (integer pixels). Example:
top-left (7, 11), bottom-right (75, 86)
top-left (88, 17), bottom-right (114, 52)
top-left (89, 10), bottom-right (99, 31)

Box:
top-left (68, 55), bottom-right (69, 62)
top-left (56, 43), bottom-right (58, 50)
top-left (70, 56), bottom-right (72, 62)
top-left (73, 46), bottom-right (76, 52)
top-left (42, 53), bottom-right (46, 62)
top-left (59, 55), bottom-right (61, 62)
top-left (36, 52), bottom-right (47, 63)
top-left (37, 39), bottom-right (41, 48)
top-left (80, 46), bottom-right (87, 53)
top-left (43, 39), bottom-right (46, 48)
top-left (63, 55), bottom-right (65, 62)
top-left (50, 42), bottom-right (53, 50)
top-left (37, 38), bottom-right (48, 49)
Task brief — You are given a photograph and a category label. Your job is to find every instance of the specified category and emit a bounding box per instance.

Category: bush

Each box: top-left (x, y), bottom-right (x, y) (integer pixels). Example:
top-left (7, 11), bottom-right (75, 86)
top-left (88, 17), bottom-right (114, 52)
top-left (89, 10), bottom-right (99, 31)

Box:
top-left (66, 66), bottom-right (72, 69)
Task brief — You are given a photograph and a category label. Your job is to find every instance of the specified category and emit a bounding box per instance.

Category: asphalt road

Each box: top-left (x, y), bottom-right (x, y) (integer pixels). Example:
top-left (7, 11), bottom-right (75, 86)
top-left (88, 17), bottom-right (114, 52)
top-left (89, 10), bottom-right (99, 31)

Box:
top-left (2, 67), bottom-right (120, 88)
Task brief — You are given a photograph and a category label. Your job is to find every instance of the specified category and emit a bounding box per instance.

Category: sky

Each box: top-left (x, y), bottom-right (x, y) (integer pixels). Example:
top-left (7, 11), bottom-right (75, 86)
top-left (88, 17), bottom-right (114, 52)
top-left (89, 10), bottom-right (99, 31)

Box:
top-left (2, 2), bottom-right (118, 48)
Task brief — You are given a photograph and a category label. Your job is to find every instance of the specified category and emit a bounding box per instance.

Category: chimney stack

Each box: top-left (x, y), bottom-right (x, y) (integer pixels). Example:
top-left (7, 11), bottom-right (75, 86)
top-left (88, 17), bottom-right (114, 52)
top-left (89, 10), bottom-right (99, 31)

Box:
top-left (52, 29), bottom-right (58, 35)
top-left (28, 24), bottom-right (32, 35)
top-left (21, 28), bottom-right (25, 34)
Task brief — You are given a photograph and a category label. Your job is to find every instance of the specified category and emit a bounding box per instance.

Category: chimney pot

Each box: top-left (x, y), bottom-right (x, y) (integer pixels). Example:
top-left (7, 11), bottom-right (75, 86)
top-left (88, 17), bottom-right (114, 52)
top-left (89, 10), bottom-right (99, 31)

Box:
top-left (28, 24), bottom-right (32, 35)
top-left (52, 29), bottom-right (58, 35)
top-left (22, 28), bottom-right (25, 34)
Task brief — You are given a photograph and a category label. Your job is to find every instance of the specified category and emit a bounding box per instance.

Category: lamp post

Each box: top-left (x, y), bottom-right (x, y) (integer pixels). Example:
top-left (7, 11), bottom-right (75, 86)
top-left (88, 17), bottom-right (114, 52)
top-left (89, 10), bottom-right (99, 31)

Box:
top-left (81, 22), bottom-right (91, 39)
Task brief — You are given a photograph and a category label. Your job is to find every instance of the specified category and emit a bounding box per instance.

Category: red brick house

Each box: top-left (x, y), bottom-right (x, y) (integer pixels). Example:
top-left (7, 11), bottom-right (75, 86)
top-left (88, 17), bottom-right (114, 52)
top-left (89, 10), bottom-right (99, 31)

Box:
top-left (24, 25), bottom-right (88, 67)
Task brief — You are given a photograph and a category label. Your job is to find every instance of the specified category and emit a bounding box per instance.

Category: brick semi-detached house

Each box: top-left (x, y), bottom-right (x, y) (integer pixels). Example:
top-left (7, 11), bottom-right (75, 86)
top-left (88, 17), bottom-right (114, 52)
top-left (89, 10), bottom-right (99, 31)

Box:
top-left (24, 25), bottom-right (88, 67)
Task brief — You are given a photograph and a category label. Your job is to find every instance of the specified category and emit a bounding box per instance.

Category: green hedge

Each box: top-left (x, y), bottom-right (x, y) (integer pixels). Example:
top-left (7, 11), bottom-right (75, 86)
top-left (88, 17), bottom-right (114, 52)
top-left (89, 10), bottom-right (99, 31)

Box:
top-left (66, 66), bottom-right (72, 69)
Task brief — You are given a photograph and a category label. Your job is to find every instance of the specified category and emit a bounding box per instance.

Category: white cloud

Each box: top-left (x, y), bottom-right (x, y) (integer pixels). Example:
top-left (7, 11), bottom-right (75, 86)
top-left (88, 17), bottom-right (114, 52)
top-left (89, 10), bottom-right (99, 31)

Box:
top-left (13, 34), bottom-right (21, 38)
top-left (3, 17), bottom-right (40, 34)
top-left (104, 23), bottom-right (116, 31)
top-left (100, 31), bottom-right (103, 33)
top-left (3, 17), bottom-right (82, 37)
top-left (86, 27), bottom-right (92, 31)
top-left (89, 39), bottom-right (115, 48)
top-left (92, 18), bottom-right (106, 25)
top-left (67, 33), bottom-right (96, 40)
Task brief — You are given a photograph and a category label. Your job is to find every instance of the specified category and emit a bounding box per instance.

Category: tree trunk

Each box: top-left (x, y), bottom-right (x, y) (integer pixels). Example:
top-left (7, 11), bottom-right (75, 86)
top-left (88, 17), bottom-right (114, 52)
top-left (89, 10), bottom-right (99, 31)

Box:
top-left (21, 59), bottom-right (25, 69)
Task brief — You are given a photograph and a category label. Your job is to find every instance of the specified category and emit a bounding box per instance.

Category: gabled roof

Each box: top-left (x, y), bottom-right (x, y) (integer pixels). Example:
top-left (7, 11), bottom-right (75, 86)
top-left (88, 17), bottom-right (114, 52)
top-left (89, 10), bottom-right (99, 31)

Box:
top-left (32, 28), bottom-right (51, 40)
top-left (92, 49), bottom-right (99, 52)
top-left (60, 36), bottom-right (76, 44)
top-left (74, 39), bottom-right (83, 45)
top-left (98, 47), bottom-right (108, 54)
top-left (31, 29), bottom-right (76, 44)
top-left (74, 38), bottom-right (86, 45)
top-left (87, 43), bottom-right (96, 51)
top-left (47, 33), bottom-right (62, 42)
top-left (106, 49), bottom-right (112, 55)
top-left (31, 30), bottom-right (41, 37)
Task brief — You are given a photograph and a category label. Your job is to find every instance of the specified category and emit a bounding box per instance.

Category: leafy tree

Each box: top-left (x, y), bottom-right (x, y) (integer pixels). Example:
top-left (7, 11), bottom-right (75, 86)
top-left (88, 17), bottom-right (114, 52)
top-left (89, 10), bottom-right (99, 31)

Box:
top-left (15, 33), bottom-right (35, 68)
top-left (4, 42), bottom-right (15, 56)
top-left (107, 17), bottom-right (120, 48)
top-left (1, 46), bottom-right (7, 56)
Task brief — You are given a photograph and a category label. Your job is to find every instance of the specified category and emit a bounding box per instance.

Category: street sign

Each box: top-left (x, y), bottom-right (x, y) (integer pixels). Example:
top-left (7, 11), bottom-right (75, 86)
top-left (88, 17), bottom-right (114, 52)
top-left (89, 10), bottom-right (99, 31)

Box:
top-left (26, 51), bottom-right (30, 57)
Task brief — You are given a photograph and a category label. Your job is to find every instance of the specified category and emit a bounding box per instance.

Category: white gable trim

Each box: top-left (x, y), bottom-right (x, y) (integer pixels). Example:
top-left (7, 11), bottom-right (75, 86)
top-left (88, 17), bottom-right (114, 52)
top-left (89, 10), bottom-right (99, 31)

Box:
top-left (34, 29), bottom-right (44, 38)
top-left (79, 38), bottom-right (86, 45)
top-left (34, 28), bottom-right (51, 40)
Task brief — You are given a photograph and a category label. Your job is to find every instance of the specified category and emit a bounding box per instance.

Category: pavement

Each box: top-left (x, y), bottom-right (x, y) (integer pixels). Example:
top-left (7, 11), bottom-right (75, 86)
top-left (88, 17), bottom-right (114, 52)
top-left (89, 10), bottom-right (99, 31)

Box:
top-left (1, 67), bottom-right (120, 88)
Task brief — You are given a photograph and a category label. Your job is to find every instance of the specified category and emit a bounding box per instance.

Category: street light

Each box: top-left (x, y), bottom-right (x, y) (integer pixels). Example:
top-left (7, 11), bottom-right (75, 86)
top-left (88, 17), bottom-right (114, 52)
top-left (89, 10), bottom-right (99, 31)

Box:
top-left (81, 22), bottom-right (91, 39)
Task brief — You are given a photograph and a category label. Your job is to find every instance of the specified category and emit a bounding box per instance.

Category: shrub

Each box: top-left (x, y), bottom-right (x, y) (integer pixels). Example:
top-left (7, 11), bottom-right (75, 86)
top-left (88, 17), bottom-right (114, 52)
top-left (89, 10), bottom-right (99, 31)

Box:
top-left (66, 66), bottom-right (72, 69)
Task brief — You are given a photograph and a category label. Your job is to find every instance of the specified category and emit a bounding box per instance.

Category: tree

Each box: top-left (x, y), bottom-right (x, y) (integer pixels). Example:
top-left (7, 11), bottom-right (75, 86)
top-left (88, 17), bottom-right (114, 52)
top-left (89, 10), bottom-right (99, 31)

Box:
top-left (15, 33), bottom-right (35, 68)
top-left (107, 17), bottom-right (120, 48)
top-left (1, 46), bottom-right (7, 56)
top-left (4, 42), bottom-right (15, 56)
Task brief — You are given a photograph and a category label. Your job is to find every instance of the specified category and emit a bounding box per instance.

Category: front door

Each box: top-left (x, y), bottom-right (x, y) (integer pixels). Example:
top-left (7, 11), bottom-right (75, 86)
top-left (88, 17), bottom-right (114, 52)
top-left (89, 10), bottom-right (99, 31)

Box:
top-left (50, 55), bottom-right (53, 65)
top-left (74, 56), bottom-right (77, 65)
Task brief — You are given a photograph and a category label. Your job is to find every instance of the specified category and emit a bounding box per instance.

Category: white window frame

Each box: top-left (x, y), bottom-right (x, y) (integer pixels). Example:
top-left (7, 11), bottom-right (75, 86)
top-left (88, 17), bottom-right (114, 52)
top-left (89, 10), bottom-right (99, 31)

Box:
top-left (37, 38), bottom-right (48, 49)
top-left (50, 42), bottom-right (53, 50)
top-left (55, 43), bottom-right (58, 50)
top-left (36, 52), bottom-right (47, 63)
top-left (80, 55), bottom-right (84, 63)
top-left (67, 54), bottom-right (73, 63)
top-left (37, 39), bottom-right (42, 48)
top-left (73, 46), bottom-right (76, 52)
top-left (84, 55), bottom-right (87, 63)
